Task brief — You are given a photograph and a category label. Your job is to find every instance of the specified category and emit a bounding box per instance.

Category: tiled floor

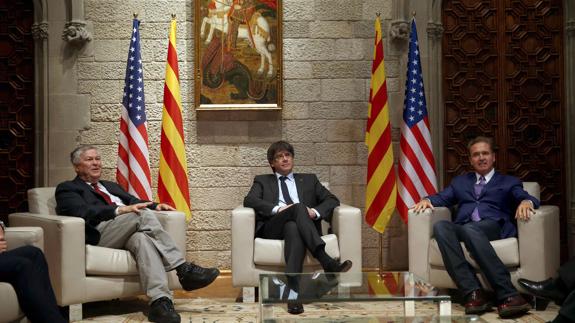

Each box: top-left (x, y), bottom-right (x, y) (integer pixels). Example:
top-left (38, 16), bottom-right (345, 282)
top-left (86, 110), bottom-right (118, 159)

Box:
top-left (76, 276), bottom-right (560, 322)
top-left (77, 296), bottom-right (559, 322)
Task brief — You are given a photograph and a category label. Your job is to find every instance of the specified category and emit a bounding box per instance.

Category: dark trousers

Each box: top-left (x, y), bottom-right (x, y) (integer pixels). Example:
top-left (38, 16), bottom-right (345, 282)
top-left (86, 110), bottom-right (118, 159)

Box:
top-left (261, 203), bottom-right (325, 275)
top-left (433, 219), bottom-right (517, 301)
top-left (556, 257), bottom-right (575, 321)
top-left (0, 245), bottom-right (67, 323)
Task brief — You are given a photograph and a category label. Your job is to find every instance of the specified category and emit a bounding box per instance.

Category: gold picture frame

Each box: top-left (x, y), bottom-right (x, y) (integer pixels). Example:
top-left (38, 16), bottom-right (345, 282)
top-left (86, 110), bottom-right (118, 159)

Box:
top-left (194, 0), bottom-right (282, 110)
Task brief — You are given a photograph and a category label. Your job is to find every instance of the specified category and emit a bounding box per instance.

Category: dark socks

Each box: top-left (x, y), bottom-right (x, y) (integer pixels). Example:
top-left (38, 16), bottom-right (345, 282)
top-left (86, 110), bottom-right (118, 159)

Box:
top-left (313, 246), bottom-right (334, 267)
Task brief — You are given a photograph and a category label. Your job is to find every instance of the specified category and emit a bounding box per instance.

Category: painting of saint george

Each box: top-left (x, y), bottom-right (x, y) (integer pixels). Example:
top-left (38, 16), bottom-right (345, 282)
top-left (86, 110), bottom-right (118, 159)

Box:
top-left (195, 0), bottom-right (282, 110)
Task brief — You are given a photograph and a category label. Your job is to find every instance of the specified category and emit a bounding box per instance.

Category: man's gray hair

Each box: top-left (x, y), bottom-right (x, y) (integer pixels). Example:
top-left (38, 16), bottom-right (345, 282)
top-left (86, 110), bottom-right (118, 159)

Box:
top-left (70, 145), bottom-right (100, 165)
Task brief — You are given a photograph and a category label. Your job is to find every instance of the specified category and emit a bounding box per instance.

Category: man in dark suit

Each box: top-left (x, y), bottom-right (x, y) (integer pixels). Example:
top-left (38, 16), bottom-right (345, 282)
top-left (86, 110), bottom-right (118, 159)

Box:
top-left (244, 140), bottom-right (352, 315)
top-left (413, 136), bottom-right (539, 318)
top-left (0, 221), bottom-right (67, 323)
top-left (519, 257), bottom-right (575, 323)
top-left (56, 145), bottom-right (219, 323)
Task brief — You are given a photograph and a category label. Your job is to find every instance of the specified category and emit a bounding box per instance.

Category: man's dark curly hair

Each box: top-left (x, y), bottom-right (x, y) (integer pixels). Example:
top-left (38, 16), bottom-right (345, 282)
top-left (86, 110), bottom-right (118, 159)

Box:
top-left (267, 140), bottom-right (295, 164)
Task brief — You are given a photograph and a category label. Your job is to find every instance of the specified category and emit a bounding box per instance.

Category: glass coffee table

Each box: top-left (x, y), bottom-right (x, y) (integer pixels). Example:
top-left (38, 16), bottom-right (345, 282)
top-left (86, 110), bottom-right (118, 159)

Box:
top-left (259, 271), bottom-right (477, 322)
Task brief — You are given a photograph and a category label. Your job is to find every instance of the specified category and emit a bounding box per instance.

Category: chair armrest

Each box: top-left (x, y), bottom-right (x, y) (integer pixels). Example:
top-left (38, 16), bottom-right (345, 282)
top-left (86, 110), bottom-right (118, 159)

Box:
top-left (154, 211), bottom-right (186, 256)
top-left (332, 204), bottom-right (363, 287)
top-left (517, 205), bottom-right (560, 281)
top-left (5, 227), bottom-right (44, 251)
top-left (9, 212), bottom-right (86, 306)
top-left (231, 206), bottom-right (256, 287)
top-left (408, 207), bottom-right (451, 282)
top-left (331, 204), bottom-right (362, 273)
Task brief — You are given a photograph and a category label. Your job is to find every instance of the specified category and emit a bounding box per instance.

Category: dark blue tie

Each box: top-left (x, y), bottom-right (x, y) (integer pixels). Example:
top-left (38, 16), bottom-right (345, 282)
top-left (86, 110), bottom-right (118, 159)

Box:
top-left (280, 176), bottom-right (293, 205)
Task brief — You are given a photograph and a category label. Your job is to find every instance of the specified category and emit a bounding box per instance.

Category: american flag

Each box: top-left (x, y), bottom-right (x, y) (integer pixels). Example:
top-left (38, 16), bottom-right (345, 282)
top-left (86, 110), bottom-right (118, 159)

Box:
top-left (116, 18), bottom-right (152, 200)
top-left (397, 19), bottom-right (438, 221)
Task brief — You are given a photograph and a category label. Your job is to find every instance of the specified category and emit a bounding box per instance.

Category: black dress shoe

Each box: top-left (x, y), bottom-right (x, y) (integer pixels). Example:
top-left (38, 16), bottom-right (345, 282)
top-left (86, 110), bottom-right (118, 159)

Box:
top-left (148, 297), bottom-right (181, 323)
top-left (287, 301), bottom-right (304, 315)
top-left (324, 259), bottom-right (353, 273)
top-left (518, 278), bottom-right (566, 305)
top-left (177, 262), bottom-right (220, 291)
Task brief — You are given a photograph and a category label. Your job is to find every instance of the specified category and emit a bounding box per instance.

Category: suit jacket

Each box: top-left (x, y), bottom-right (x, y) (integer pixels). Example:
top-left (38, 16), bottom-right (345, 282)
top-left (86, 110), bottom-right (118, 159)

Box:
top-left (427, 171), bottom-right (540, 239)
top-left (55, 176), bottom-right (157, 245)
top-left (243, 173), bottom-right (340, 237)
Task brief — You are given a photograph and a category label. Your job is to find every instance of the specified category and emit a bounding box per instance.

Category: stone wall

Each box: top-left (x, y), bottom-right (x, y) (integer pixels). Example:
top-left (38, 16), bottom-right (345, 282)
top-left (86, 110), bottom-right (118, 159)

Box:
top-left (76, 0), bottom-right (409, 270)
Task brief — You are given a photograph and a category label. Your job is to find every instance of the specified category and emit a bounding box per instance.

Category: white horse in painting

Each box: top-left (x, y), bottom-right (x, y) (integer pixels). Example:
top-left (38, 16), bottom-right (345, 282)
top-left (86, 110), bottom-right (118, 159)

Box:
top-left (200, 0), bottom-right (274, 77)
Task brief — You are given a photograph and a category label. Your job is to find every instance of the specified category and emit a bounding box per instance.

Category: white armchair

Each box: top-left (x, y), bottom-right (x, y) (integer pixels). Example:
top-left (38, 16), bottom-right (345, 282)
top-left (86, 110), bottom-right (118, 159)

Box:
top-left (9, 187), bottom-right (186, 320)
top-left (408, 182), bottom-right (560, 292)
top-left (0, 226), bottom-right (44, 323)
top-left (231, 203), bottom-right (363, 301)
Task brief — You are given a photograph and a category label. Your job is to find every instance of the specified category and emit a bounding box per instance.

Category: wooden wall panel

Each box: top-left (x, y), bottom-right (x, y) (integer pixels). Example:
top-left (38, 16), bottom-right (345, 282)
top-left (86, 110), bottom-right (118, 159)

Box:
top-left (0, 0), bottom-right (35, 222)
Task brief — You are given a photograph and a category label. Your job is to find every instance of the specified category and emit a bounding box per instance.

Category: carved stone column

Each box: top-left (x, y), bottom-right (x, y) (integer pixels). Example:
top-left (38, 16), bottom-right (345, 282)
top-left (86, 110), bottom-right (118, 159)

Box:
top-left (31, 22), bottom-right (48, 40)
top-left (390, 0), bottom-right (410, 41)
top-left (426, 0), bottom-right (445, 187)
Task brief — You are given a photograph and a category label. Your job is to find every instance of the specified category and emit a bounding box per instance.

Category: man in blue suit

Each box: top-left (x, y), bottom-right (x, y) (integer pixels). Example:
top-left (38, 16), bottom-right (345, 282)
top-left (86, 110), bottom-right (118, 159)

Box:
top-left (413, 136), bottom-right (539, 318)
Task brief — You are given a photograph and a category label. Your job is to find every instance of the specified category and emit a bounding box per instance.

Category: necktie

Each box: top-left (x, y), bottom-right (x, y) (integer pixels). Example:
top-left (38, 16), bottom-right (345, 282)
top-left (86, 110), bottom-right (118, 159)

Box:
top-left (470, 176), bottom-right (486, 222)
top-left (279, 176), bottom-right (294, 205)
top-left (91, 183), bottom-right (115, 205)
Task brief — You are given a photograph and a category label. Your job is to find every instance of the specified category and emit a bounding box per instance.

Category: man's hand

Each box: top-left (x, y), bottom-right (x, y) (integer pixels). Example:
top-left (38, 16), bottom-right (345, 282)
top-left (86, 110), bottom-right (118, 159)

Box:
top-left (155, 203), bottom-right (176, 211)
top-left (0, 226), bottom-right (7, 253)
top-left (412, 198), bottom-right (434, 213)
top-left (306, 207), bottom-right (317, 219)
top-left (117, 202), bottom-right (153, 216)
top-left (515, 200), bottom-right (535, 221)
top-left (278, 204), bottom-right (293, 213)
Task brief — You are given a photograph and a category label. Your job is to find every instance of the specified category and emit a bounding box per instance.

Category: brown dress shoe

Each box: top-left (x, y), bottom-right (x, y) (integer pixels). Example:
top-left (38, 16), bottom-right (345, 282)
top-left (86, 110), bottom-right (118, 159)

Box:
top-left (498, 294), bottom-right (531, 318)
top-left (464, 289), bottom-right (493, 315)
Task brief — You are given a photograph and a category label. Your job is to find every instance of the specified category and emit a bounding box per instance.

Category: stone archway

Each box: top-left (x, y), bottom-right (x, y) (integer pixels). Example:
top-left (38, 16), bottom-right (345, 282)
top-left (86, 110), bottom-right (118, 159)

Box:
top-left (32, 0), bottom-right (92, 186)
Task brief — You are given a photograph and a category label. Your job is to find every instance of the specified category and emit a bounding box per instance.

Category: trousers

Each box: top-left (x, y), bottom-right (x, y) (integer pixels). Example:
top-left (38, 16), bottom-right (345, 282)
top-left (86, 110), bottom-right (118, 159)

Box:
top-left (96, 210), bottom-right (185, 302)
top-left (433, 219), bottom-right (517, 301)
top-left (0, 245), bottom-right (66, 323)
top-left (261, 203), bottom-right (325, 274)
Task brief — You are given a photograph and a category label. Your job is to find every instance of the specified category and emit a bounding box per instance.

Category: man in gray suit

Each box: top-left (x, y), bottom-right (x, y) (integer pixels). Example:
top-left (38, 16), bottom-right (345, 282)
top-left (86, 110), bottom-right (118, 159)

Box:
top-left (56, 145), bottom-right (219, 323)
top-left (244, 140), bottom-right (352, 314)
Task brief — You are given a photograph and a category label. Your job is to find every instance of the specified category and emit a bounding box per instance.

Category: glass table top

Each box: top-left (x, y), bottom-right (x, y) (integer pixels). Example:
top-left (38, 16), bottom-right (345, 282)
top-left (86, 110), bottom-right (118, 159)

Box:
top-left (259, 271), bottom-right (449, 304)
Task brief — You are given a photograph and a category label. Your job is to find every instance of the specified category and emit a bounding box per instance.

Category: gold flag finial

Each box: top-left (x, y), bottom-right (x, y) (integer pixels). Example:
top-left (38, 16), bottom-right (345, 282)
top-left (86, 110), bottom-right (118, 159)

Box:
top-left (133, 12), bottom-right (138, 19)
top-left (171, 13), bottom-right (176, 19)
top-left (412, 11), bottom-right (416, 17)
top-left (376, 12), bottom-right (381, 17)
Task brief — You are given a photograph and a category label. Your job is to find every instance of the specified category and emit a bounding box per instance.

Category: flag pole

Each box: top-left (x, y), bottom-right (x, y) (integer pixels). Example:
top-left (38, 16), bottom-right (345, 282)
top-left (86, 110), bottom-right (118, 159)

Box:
top-left (379, 233), bottom-right (384, 276)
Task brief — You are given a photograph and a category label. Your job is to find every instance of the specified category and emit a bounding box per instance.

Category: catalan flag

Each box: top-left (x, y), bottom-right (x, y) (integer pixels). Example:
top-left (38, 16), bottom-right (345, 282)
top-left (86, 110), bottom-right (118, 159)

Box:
top-left (367, 272), bottom-right (401, 296)
top-left (158, 18), bottom-right (191, 220)
top-left (365, 16), bottom-right (397, 233)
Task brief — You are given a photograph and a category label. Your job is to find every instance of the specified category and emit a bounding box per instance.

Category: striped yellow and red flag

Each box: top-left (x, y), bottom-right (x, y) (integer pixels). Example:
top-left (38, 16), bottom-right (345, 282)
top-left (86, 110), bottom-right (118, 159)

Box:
top-left (365, 16), bottom-right (397, 233)
top-left (158, 18), bottom-right (191, 220)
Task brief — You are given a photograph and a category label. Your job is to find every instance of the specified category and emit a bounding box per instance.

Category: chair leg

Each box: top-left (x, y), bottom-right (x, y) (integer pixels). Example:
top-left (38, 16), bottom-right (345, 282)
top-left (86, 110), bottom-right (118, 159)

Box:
top-left (69, 303), bottom-right (82, 321)
top-left (242, 287), bottom-right (256, 303)
top-left (533, 297), bottom-right (550, 311)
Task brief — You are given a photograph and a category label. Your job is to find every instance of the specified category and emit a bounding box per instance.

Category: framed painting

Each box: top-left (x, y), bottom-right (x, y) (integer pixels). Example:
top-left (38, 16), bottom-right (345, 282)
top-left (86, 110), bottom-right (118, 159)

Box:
top-left (194, 0), bottom-right (282, 110)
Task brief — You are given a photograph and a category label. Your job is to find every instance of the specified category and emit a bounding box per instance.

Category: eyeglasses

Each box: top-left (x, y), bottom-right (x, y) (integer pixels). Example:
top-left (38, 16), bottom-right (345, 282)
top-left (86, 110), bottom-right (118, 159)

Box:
top-left (273, 152), bottom-right (293, 161)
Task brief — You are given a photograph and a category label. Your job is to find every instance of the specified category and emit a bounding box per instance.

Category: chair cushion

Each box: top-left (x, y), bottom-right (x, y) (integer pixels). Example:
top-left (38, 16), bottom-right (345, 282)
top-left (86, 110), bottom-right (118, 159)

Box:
top-left (27, 187), bottom-right (57, 214)
top-left (429, 237), bottom-right (519, 269)
top-left (0, 282), bottom-right (22, 322)
top-left (254, 234), bottom-right (340, 266)
top-left (86, 245), bottom-right (139, 275)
